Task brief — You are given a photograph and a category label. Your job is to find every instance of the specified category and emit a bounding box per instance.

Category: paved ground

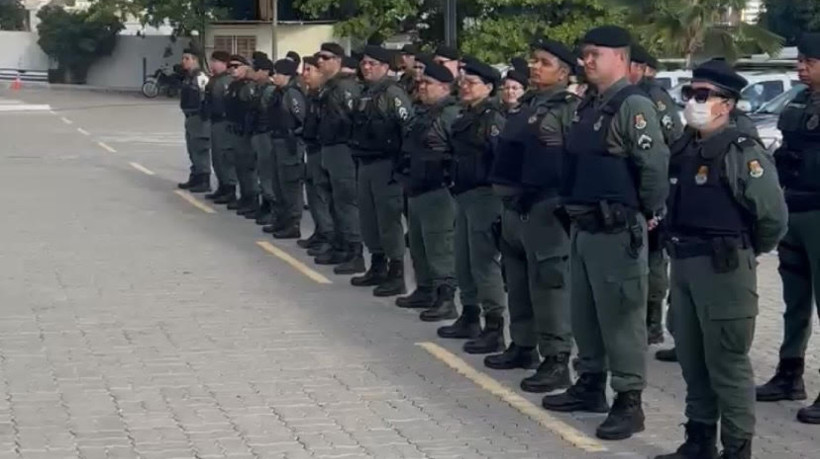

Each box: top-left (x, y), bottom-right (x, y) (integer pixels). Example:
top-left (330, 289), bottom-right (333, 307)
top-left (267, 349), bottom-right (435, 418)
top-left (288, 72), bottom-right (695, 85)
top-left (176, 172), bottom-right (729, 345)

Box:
top-left (0, 87), bottom-right (818, 459)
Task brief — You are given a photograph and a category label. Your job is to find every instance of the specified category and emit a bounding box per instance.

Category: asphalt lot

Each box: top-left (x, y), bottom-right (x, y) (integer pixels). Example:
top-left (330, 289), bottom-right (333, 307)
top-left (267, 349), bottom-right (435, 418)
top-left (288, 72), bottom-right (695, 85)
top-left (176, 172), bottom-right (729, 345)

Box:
top-left (0, 87), bottom-right (818, 459)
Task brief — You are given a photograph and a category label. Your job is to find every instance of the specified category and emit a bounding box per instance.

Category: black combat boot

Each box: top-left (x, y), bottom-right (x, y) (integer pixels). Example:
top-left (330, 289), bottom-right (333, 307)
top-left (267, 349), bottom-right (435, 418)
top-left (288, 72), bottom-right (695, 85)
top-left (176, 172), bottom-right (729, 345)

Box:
top-left (655, 421), bottom-right (718, 459)
top-left (647, 300), bottom-right (665, 345)
top-left (239, 196), bottom-right (260, 217)
top-left (308, 239), bottom-right (334, 257)
top-left (595, 390), bottom-right (645, 440)
top-left (463, 313), bottom-right (505, 354)
top-left (719, 435), bottom-right (752, 459)
top-left (262, 220), bottom-right (285, 234)
top-left (373, 260), bottom-right (406, 297)
top-left (797, 391), bottom-right (820, 424)
top-left (419, 285), bottom-right (458, 322)
top-left (205, 184), bottom-right (226, 200)
top-left (334, 243), bottom-right (366, 274)
top-left (351, 254), bottom-right (388, 287)
top-left (273, 225), bottom-right (301, 240)
top-left (227, 195), bottom-right (247, 210)
top-left (520, 352), bottom-right (571, 393)
top-left (297, 231), bottom-right (321, 249)
top-left (756, 358), bottom-right (807, 401)
top-left (253, 200), bottom-right (273, 224)
top-left (437, 305), bottom-right (481, 339)
top-left (177, 173), bottom-right (196, 189)
top-left (542, 372), bottom-right (609, 413)
top-left (395, 286), bottom-right (435, 309)
top-left (314, 240), bottom-right (347, 265)
top-left (484, 343), bottom-right (540, 370)
top-left (213, 185), bottom-right (237, 205)
top-left (656, 347), bottom-right (678, 362)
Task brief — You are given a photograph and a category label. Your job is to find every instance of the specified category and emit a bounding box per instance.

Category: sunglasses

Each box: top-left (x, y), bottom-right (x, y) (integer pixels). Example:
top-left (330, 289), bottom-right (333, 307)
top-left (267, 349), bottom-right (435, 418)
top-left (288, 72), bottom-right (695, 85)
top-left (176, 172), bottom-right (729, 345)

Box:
top-left (681, 85), bottom-right (733, 103)
top-left (228, 63), bottom-right (241, 69)
top-left (317, 54), bottom-right (336, 61)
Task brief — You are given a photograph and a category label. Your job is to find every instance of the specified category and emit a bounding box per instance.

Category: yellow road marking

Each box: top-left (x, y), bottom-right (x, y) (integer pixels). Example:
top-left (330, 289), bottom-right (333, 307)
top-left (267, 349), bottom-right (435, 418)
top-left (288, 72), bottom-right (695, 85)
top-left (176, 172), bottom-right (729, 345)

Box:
top-left (256, 241), bottom-right (332, 285)
top-left (98, 141), bottom-right (116, 153)
top-left (128, 162), bottom-right (155, 176)
top-left (60, 116), bottom-right (73, 125)
top-left (416, 342), bottom-right (607, 453)
top-left (77, 128), bottom-right (90, 136)
top-left (173, 190), bottom-right (215, 214)
top-left (49, 110), bottom-right (57, 115)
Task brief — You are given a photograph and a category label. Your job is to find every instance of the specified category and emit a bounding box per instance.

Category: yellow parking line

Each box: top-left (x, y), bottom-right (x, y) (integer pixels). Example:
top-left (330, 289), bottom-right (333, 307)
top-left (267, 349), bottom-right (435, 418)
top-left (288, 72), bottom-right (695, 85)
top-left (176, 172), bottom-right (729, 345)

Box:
top-left (98, 142), bottom-right (116, 153)
top-left (256, 240), bottom-right (332, 285)
top-left (128, 162), bottom-right (155, 176)
top-left (77, 128), bottom-right (90, 136)
top-left (173, 190), bottom-right (215, 214)
top-left (61, 116), bottom-right (73, 125)
top-left (416, 342), bottom-right (607, 453)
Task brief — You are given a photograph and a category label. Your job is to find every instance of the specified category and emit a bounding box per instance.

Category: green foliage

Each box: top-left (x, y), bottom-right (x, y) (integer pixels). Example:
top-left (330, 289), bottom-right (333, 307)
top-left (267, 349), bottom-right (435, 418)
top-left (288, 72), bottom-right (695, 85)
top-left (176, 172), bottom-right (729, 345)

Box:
top-left (295, 0), bottom-right (420, 44)
top-left (96, 0), bottom-right (233, 36)
top-left (0, 0), bottom-right (26, 31)
top-left (37, 4), bottom-right (124, 83)
top-left (761, 0), bottom-right (820, 46)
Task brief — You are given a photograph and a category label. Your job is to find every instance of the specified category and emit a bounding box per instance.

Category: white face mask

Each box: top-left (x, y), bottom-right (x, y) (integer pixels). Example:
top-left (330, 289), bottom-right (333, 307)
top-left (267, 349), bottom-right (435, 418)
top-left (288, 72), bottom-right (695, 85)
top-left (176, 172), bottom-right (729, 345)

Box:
top-left (684, 99), bottom-right (715, 129)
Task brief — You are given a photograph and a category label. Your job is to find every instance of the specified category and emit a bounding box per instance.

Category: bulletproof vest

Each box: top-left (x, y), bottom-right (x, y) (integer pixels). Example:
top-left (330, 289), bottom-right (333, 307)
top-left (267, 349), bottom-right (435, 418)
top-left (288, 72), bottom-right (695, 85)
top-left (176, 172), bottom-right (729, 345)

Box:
top-left (317, 74), bottom-right (359, 146)
top-left (637, 79), bottom-right (679, 144)
top-left (491, 90), bottom-right (576, 191)
top-left (302, 91), bottom-right (321, 143)
top-left (563, 85), bottom-right (643, 209)
top-left (270, 81), bottom-right (303, 138)
top-left (202, 73), bottom-right (230, 121)
top-left (180, 69), bottom-right (203, 113)
top-left (668, 128), bottom-right (753, 237)
top-left (774, 90), bottom-right (820, 192)
top-left (350, 80), bottom-right (404, 157)
top-left (399, 98), bottom-right (456, 194)
top-left (450, 99), bottom-right (501, 194)
top-left (251, 84), bottom-right (274, 133)
top-left (225, 79), bottom-right (252, 125)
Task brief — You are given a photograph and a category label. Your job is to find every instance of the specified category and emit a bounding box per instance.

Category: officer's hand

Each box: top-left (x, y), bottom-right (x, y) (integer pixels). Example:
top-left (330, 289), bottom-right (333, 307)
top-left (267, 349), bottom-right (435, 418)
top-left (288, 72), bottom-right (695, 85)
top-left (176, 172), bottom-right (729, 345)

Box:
top-left (647, 217), bottom-right (660, 231)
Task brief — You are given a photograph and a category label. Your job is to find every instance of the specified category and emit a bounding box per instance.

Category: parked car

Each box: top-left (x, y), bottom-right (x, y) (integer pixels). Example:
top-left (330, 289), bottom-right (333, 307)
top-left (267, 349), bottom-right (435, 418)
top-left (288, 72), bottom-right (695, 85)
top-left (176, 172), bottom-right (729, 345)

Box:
top-left (655, 70), bottom-right (692, 90)
top-left (750, 83), bottom-right (808, 151)
top-left (736, 71), bottom-right (800, 113)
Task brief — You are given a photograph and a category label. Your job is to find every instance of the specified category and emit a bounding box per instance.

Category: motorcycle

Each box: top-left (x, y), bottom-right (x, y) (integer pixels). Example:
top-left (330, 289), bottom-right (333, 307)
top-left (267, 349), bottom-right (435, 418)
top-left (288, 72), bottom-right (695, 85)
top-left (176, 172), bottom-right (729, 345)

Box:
top-left (141, 64), bottom-right (183, 98)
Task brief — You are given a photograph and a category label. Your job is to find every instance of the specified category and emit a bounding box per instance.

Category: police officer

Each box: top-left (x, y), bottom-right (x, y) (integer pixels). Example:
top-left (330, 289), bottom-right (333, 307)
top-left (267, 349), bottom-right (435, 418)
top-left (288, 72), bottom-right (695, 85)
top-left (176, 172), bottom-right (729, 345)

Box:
top-left (177, 48), bottom-right (211, 192)
top-left (347, 46), bottom-right (413, 289)
top-left (314, 43), bottom-right (363, 268)
top-left (543, 26), bottom-right (669, 441)
top-left (221, 55), bottom-right (258, 212)
top-left (656, 59), bottom-right (787, 459)
top-left (247, 57), bottom-right (276, 225)
top-left (500, 68), bottom-right (527, 113)
top-left (484, 39), bottom-right (578, 394)
top-left (203, 51), bottom-right (237, 203)
top-left (398, 44), bottom-right (419, 97)
top-left (298, 55), bottom-right (335, 253)
top-left (757, 33), bottom-right (820, 425)
top-left (263, 59), bottom-right (306, 239)
top-left (395, 62), bottom-right (460, 317)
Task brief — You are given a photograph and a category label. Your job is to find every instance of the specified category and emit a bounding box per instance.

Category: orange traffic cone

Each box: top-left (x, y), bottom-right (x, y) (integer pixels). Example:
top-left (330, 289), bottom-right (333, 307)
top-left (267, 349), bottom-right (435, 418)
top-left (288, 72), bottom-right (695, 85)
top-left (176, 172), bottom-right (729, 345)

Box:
top-left (10, 75), bottom-right (22, 91)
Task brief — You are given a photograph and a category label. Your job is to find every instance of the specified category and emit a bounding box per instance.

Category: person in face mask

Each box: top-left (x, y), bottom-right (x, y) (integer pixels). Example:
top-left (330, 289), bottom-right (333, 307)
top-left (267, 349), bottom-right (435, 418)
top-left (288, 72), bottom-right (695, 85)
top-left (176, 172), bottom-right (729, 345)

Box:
top-left (657, 59), bottom-right (788, 459)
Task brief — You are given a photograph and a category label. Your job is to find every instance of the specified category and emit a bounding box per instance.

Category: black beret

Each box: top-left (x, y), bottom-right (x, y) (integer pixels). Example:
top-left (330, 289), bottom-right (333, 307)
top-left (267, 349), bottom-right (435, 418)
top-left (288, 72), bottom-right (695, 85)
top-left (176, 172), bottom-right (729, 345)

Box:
top-left (286, 51), bottom-right (301, 64)
top-left (505, 69), bottom-right (529, 88)
top-left (692, 58), bottom-right (748, 97)
top-left (511, 56), bottom-right (528, 73)
top-left (630, 44), bottom-right (651, 65)
top-left (582, 25), bottom-right (632, 48)
top-left (416, 53), bottom-right (434, 67)
top-left (401, 44), bottom-right (419, 55)
top-left (303, 56), bottom-right (319, 68)
top-left (363, 45), bottom-right (392, 64)
top-left (254, 58), bottom-right (274, 73)
top-left (229, 54), bottom-right (250, 66)
top-left (210, 51), bottom-right (230, 63)
top-left (798, 33), bottom-right (820, 59)
top-left (423, 61), bottom-right (454, 84)
top-left (183, 48), bottom-right (197, 56)
top-left (531, 37), bottom-right (578, 70)
top-left (647, 54), bottom-right (660, 70)
top-left (460, 54), bottom-right (479, 68)
top-left (342, 55), bottom-right (358, 70)
top-left (252, 51), bottom-right (268, 61)
top-left (463, 60), bottom-right (501, 86)
top-left (434, 45), bottom-right (461, 61)
top-left (274, 59), bottom-right (298, 76)
top-left (320, 42), bottom-right (345, 57)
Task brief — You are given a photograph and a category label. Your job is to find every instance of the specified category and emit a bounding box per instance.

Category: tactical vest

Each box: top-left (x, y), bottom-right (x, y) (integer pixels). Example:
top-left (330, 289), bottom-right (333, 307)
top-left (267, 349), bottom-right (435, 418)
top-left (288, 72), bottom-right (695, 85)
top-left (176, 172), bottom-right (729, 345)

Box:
top-left (667, 128), bottom-right (752, 238)
top-left (450, 100), bottom-right (501, 194)
top-left (270, 82), bottom-right (303, 138)
top-left (350, 81), bottom-right (404, 158)
top-left (302, 91), bottom-right (321, 146)
top-left (202, 73), bottom-right (230, 121)
top-left (400, 100), bottom-right (454, 196)
top-left (774, 90), bottom-right (820, 194)
top-left (563, 85), bottom-right (643, 209)
top-left (225, 80), bottom-right (251, 126)
top-left (251, 84), bottom-right (274, 133)
top-left (317, 75), bottom-right (358, 146)
top-left (180, 69), bottom-right (204, 114)
top-left (637, 79), bottom-right (680, 144)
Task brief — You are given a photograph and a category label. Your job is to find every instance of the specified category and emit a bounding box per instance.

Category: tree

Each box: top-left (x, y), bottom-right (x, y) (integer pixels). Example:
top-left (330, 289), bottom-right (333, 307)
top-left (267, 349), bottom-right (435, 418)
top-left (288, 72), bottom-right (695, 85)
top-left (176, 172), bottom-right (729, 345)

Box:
top-left (0, 0), bottom-right (26, 30)
top-left (610, 0), bottom-right (783, 67)
top-left (295, 0), bottom-right (421, 45)
top-left (761, 0), bottom-right (820, 46)
top-left (37, 4), bottom-right (124, 83)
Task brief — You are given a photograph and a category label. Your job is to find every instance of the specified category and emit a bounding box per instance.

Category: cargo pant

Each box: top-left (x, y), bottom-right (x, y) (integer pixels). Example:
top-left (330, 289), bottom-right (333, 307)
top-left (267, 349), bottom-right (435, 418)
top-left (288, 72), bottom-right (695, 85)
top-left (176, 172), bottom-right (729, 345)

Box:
top-left (252, 132), bottom-right (274, 203)
top-left (321, 144), bottom-right (361, 246)
top-left (408, 187), bottom-right (456, 290)
top-left (210, 121), bottom-right (237, 187)
top-left (358, 158), bottom-right (405, 260)
top-left (305, 145), bottom-right (334, 239)
top-left (184, 114), bottom-right (211, 175)
top-left (271, 137), bottom-right (304, 228)
top-left (233, 128), bottom-right (258, 200)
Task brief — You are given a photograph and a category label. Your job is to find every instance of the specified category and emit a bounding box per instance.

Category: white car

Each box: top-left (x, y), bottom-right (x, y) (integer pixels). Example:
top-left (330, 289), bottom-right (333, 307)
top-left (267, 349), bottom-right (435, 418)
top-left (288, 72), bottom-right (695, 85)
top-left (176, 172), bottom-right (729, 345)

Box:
top-left (669, 71), bottom-right (799, 111)
top-left (655, 70), bottom-right (691, 90)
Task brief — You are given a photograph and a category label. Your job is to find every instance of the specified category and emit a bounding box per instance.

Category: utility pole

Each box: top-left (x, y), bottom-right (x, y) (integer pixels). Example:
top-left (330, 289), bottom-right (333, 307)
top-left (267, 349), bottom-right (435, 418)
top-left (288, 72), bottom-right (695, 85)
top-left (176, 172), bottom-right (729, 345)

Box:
top-left (444, 0), bottom-right (457, 47)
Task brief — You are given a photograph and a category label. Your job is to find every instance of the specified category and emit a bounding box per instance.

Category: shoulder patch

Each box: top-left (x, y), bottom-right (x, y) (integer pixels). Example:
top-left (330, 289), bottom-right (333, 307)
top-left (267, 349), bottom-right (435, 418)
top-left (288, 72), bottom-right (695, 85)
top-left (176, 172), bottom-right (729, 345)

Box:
top-left (748, 160), bottom-right (764, 178)
top-left (490, 125), bottom-right (500, 137)
top-left (656, 100), bottom-right (667, 112)
top-left (807, 114), bottom-right (819, 130)
top-left (637, 134), bottom-right (653, 150)
top-left (394, 96), bottom-right (402, 108)
top-left (634, 113), bottom-right (647, 130)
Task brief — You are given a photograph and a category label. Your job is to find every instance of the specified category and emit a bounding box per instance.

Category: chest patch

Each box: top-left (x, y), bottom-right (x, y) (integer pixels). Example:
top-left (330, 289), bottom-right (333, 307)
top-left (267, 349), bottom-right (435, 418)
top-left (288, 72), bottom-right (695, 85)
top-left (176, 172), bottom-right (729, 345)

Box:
top-left (807, 114), bottom-right (819, 130)
top-left (695, 165), bottom-right (708, 185)
top-left (657, 100), bottom-right (667, 112)
top-left (634, 113), bottom-right (647, 130)
top-left (593, 116), bottom-right (604, 131)
top-left (748, 160), bottom-right (764, 178)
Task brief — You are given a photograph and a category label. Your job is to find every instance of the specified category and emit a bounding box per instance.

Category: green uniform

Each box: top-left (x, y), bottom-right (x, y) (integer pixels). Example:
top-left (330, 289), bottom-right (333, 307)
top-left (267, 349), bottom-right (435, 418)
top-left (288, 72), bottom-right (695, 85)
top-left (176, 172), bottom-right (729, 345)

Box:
top-left (302, 89), bottom-right (334, 239)
top-left (180, 69), bottom-right (211, 176)
top-left (396, 96), bottom-right (460, 291)
top-left (203, 72), bottom-right (236, 187)
top-left (317, 72), bottom-right (362, 247)
top-left (350, 77), bottom-right (413, 261)
top-left (493, 86), bottom-right (579, 355)
top-left (271, 79), bottom-right (306, 228)
top-left (667, 127), bottom-right (787, 441)
top-left (449, 98), bottom-right (507, 316)
top-left (251, 83), bottom-right (276, 204)
top-left (226, 79), bottom-right (258, 200)
top-left (564, 78), bottom-right (670, 392)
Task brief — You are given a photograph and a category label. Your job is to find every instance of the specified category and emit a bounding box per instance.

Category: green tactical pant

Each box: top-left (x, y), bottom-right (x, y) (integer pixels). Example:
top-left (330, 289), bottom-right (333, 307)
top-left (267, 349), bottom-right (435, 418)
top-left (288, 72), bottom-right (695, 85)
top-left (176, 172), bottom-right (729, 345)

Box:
top-left (571, 217), bottom-right (648, 392)
top-left (454, 187), bottom-right (506, 316)
top-left (670, 249), bottom-right (757, 440)
top-left (305, 146), bottom-right (334, 238)
top-left (501, 197), bottom-right (572, 356)
top-left (321, 144), bottom-right (361, 245)
top-left (234, 131), bottom-right (258, 199)
top-left (777, 210), bottom-right (820, 360)
top-left (184, 115), bottom-right (211, 175)
top-left (252, 132), bottom-right (274, 202)
top-left (272, 137), bottom-right (304, 227)
top-left (408, 187), bottom-right (456, 289)
top-left (648, 247), bottom-right (670, 304)
top-left (210, 121), bottom-right (237, 187)
top-left (358, 158), bottom-right (405, 260)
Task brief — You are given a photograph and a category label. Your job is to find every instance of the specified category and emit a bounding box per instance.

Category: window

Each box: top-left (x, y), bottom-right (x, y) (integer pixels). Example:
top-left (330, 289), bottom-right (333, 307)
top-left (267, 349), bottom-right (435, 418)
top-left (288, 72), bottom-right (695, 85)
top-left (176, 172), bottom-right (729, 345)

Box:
top-left (741, 80), bottom-right (785, 112)
top-left (212, 35), bottom-right (257, 59)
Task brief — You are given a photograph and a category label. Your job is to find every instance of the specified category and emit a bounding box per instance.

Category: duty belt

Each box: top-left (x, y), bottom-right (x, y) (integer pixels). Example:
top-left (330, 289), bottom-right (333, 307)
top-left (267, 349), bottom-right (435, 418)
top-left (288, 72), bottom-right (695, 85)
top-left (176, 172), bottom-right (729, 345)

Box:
top-left (666, 234), bottom-right (751, 259)
top-left (570, 201), bottom-right (637, 234)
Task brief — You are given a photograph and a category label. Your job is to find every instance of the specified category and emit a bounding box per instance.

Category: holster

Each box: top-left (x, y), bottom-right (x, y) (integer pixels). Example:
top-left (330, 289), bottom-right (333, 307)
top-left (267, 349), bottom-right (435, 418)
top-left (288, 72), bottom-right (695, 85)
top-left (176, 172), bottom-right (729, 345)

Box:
top-left (711, 236), bottom-right (740, 273)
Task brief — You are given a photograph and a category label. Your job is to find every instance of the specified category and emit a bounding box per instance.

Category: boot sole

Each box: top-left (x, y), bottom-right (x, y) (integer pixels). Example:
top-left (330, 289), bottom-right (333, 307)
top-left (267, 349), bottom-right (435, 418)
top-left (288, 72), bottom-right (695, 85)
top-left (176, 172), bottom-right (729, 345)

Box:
top-left (542, 401), bottom-right (610, 414)
top-left (419, 314), bottom-right (458, 323)
top-left (373, 288), bottom-right (406, 297)
top-left (521, 380), bottom-right (572, 394)
top-left (595, 422), bottom-right (645, 440)
top-left (756, 392), bottom-right (807, 402)
top-left (484, 360), bottom-right (540, 371)
top-left (463, 343), bottom-right (504, 354)
top-left (797, 412), bottom-right (820, 424)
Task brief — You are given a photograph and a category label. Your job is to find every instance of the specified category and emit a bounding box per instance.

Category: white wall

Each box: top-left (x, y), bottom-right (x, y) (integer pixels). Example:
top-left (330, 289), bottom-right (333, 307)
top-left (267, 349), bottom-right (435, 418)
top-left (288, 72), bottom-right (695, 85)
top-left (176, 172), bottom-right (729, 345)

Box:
top-left (85, 36), bottom-right (187, 89)
top-left (0, 31), bottom-right (50, 71)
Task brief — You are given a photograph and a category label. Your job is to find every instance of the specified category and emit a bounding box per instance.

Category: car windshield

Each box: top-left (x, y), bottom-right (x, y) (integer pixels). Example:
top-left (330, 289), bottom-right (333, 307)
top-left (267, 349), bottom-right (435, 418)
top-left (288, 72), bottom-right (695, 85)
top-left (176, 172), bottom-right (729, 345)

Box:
top-left (754, 83), bottom-right (808, 115)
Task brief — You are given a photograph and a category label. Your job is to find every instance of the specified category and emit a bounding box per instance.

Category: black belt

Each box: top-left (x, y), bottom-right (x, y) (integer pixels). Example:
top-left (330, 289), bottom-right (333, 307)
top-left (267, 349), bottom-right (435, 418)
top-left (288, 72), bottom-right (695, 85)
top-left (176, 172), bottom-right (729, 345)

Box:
top-left (570, 202), bottom-right (637, 234)
top-left (501, 190), bottom-right (558, 215)
top-left (666, 234), bottom-right (751, 259)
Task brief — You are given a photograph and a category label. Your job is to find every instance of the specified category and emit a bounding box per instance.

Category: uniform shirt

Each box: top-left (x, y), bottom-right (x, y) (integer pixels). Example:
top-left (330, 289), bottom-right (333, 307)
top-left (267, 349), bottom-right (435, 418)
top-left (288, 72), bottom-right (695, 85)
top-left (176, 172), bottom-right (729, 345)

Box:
top-left (180, 68), bottom-right (209, 115)
top-left (349, 76), bottom-right (413, 156)
top-left (638, 77), bottom-right (684, 144)
top-left (202, 71), bottom-right (233, 120)
top-left (317, 72), bottom-right (361, 145)
top-left (272, 79), bottom-right (306, 138)
top-left (449, 97), bottom-right (506, 195)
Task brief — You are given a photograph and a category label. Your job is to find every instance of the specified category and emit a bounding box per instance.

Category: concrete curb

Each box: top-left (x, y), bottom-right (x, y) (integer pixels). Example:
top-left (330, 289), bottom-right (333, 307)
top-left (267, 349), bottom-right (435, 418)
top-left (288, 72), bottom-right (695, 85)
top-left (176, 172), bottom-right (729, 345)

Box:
top-left (8, 81), bottom-right (144, 96)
